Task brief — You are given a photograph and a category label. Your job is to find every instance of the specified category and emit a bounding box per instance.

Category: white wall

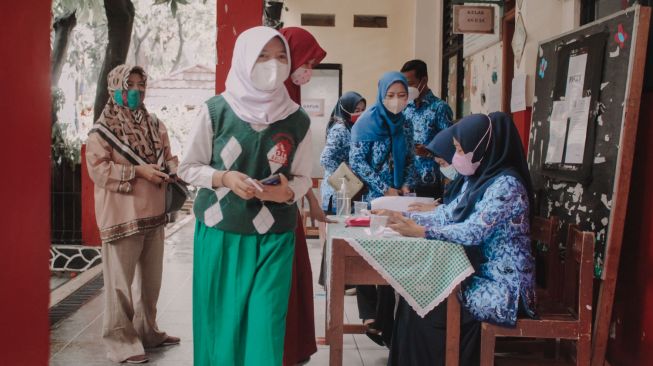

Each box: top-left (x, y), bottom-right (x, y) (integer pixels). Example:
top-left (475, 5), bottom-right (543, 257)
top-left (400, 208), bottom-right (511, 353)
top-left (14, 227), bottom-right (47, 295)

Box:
top-left (283, 0), bottom-right (417, 101)
top-left (514, 0), bottom-right (581, 106)
top-left (300, 69), bottom-right (341, 178)
top-left (414, 0), bottom-right (444, 97)
top-left (465, 42), bottom-right (503, 114)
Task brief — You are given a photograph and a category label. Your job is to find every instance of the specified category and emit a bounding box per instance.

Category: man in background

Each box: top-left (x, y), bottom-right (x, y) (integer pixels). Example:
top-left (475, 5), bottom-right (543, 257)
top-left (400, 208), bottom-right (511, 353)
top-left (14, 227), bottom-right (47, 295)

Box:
top-left (401, 59), bottom-right (453, 198)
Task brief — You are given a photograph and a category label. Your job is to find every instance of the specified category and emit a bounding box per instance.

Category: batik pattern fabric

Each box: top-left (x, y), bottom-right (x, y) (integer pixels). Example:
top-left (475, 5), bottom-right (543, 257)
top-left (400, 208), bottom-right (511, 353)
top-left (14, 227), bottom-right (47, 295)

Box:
top-left (403, 90), bottom-right (453, 186)
top-left (350, 137), bottom-right (415, 202)
top-left (408, 180), bottom-right (469, 228)
top-left (320, 123), bottom-right (351, 211)
top-left (407, 175), bottom-right (536, 326)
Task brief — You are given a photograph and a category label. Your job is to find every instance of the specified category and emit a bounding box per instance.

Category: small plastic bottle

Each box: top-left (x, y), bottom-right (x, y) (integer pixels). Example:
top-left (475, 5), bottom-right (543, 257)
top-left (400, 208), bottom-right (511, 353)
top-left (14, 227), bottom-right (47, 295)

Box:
top-left (336, 178), bottom-right (351, 217)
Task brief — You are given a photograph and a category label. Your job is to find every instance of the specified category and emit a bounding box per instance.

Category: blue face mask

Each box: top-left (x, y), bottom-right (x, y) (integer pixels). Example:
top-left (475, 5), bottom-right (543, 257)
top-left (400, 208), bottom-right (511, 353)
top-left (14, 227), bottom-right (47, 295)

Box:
top-left (440, 165), bottom-right (458, 181)
top-left (113, 89), bottom-right (142, 110)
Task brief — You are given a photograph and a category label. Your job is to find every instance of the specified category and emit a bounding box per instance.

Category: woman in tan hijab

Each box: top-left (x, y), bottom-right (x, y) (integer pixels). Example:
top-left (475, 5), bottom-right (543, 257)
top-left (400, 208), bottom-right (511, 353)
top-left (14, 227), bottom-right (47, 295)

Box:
top-left (86, 64), bottom-right (180, 364)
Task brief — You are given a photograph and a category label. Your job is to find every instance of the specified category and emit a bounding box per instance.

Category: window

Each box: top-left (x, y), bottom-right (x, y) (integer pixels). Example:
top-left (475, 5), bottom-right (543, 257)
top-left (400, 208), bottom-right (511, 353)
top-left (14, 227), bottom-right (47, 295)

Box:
top-left (301, 14), bottom-right (335, 27)
top-left (353, 15), bottom-right (388, 28)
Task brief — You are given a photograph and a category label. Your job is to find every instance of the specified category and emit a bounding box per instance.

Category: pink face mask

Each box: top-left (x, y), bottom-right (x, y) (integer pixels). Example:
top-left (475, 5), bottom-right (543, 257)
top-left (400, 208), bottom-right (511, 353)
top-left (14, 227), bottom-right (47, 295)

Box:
top-left (452, 118), bottom-right (492, 176)
top-left (291, 66), bottom-right (312, 86)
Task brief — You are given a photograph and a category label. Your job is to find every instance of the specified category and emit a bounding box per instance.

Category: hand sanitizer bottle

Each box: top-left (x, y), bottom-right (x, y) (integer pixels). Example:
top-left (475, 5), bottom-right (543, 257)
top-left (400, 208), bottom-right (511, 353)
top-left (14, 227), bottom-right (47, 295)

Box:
top-left (336, 178), bottom-right (351, 217)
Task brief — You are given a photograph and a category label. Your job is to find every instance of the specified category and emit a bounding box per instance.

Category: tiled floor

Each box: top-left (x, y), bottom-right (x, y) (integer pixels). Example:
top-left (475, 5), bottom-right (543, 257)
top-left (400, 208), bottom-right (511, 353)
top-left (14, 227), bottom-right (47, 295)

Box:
top-left (49, 218), bottom-right (390, 365)
top-left (50, 274), bottom-right (70, 291)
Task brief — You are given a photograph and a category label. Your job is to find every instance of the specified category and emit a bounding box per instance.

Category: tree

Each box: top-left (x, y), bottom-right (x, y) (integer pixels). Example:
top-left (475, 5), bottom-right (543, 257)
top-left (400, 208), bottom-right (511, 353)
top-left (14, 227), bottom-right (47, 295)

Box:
top-left (51, 11), bottom-right (77, 88)
top-left (52, 0), bottom-right (215, 132)
top-left (92, 0), bottom-right (210, 120)
top-left (92, 0), bottom-right (135, 121)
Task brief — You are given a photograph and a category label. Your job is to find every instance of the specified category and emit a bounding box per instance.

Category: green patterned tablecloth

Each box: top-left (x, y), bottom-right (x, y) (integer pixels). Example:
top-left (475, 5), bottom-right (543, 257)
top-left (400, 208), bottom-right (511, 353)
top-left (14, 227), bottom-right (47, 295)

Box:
top-left (327, 220), bottom-right (474, 317)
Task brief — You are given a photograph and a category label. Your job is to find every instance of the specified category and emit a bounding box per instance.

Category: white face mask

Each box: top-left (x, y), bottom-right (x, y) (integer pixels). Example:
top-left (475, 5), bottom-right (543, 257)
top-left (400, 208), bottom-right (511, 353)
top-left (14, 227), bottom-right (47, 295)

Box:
top-left (291, 66), bottom-right (312, 86)
top-left (383, 97), bottom-right (408, 115)
top-left (408, 87), bottom-right (420, 102)
top-left (440, 165), bottom-right (458, 181)
top-left (407, 80), bottom-right (426, 102)
top-left (251, 59), bottom-right (289, 91)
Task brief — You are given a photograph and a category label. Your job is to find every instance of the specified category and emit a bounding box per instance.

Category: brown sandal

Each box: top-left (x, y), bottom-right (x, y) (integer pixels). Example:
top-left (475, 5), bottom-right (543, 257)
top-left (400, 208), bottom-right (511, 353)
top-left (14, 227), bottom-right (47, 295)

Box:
top-left (124, 354), bottom-right (148, 364)
top-left (157, 335), bottom-right (180, 347)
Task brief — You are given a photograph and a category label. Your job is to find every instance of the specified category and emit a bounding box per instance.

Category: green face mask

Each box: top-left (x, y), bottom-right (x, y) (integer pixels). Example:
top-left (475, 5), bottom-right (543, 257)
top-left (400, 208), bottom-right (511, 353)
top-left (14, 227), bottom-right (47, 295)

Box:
top-left (113, 89), bottom-right (142, 110)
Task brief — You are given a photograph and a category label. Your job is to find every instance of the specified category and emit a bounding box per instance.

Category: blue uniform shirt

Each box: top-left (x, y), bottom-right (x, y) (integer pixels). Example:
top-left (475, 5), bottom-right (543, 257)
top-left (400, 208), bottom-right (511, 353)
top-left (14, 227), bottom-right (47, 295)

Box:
top-left (403, 90), bottom-right (453, 186)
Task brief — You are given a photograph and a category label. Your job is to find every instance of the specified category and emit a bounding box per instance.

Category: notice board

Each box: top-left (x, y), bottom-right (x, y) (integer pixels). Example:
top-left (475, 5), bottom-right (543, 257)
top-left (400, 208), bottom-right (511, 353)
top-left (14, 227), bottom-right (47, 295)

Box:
top-left (527, 6), bottom-right (650, 366)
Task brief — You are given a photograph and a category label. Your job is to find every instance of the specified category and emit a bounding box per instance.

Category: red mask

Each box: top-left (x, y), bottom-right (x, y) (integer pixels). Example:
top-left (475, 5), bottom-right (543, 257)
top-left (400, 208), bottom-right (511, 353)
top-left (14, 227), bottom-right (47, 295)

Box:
top-left (350, 113), bottom-right (362, 123)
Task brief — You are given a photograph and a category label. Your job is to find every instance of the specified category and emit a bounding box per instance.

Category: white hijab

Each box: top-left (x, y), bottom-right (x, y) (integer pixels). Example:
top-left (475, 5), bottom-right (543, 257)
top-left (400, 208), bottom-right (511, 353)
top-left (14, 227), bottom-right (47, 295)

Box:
top-left (222, 26), bottom-right (299, 125)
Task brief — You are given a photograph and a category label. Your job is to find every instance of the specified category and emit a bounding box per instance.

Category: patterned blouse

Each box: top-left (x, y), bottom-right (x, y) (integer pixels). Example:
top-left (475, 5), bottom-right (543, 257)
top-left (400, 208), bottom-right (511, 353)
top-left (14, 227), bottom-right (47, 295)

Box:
top-left (403, 90), bottom-right (453, 186)
top-left (350, 135), bottom-right (415, 202)
top-left (320, 123), bottom-right (351, 212)
top-left (409, 175), bottom-right (536, 326)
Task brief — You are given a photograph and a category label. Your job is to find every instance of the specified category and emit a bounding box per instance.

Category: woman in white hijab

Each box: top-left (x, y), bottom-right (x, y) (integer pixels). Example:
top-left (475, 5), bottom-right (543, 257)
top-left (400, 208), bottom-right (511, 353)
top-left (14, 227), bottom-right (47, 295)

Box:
top-left (178, 26), bottom-right (313, 366)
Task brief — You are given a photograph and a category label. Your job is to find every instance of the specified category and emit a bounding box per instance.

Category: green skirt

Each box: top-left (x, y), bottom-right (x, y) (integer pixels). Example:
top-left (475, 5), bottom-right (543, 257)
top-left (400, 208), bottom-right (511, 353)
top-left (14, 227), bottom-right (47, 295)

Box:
top-left (193, 220), bottom-right (295, 366)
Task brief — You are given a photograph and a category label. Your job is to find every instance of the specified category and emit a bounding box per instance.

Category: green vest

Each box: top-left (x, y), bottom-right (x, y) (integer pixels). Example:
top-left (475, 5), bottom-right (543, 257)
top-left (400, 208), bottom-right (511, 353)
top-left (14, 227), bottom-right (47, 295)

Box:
top-left (193, 95), bottom-right (310, 235)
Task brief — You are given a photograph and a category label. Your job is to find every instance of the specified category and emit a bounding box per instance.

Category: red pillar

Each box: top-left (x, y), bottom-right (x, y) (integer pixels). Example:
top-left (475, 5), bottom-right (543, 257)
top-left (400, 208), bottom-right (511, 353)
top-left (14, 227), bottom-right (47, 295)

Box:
top-left (81, 145), bottom-right (101, 246)
top-left (606, 92), bottom-right (653, 364)
top-left (215, 0), bottom-right (263, 93)
top-left (512, 107), bottom-right (532, 152)
top-left (0, 3), bottom-right (51, 365)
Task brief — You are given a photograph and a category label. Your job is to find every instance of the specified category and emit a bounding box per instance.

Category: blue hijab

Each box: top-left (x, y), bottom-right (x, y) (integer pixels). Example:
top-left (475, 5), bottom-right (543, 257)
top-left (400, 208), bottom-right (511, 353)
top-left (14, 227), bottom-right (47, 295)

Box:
top-left (326, 91), bottom-right (366, 132)
top-left (449, 112), bottom-right (534, 222)
top-left (425, 128), bottom-right (465, 204)
top-left (351, 72), bottom-right (409, 189)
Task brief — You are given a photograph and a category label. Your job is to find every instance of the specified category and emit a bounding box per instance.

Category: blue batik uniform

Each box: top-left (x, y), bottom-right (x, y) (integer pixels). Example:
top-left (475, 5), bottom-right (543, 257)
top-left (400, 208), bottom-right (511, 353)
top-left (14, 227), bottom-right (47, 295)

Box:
top-left (320, 123), bottom-right (352, 211)
top-left (349, 137), bottom-right (415, 201)
top-left (408, 175), bottom-right (537, 326)
top-left (403, 90), bottom-right (453, 187)
top-left (320, 91), bottom-right (366, 212)
top-left (350, 72), bottom-right (415, 202)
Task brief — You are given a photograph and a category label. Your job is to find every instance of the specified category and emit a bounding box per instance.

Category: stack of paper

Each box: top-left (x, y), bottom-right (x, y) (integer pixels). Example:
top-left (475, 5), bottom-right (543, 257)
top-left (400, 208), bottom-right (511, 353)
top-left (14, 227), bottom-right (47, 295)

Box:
top-left (370, 196), bottom-right (435, 212)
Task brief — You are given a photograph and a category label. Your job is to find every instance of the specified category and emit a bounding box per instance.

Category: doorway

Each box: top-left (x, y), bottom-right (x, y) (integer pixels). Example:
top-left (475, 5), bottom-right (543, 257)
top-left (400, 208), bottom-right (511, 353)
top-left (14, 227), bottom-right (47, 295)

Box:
top-left (300, 63), bottom-right (343, 178)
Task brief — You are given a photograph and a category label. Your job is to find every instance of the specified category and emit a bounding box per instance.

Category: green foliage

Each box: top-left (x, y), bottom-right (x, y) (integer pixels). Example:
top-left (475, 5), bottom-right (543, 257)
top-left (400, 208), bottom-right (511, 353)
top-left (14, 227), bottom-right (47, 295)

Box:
top-left (51, 87), bottom-right (82, 168)
top-left (53, 0), bottom-right (105, 24)
top-left (49, 0), bottom-right (215, 167)
top-left (153, 0), bottom-right (206, 17)
top-left (51, 123), bottom-right (82, 169)
top-left (52, 87), bottom-right (66, 116)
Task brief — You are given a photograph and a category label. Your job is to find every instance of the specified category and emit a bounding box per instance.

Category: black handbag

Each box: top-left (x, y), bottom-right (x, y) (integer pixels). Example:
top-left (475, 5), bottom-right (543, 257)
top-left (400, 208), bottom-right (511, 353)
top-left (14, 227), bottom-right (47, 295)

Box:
top-left (166, 180), bottom-right (190, 214)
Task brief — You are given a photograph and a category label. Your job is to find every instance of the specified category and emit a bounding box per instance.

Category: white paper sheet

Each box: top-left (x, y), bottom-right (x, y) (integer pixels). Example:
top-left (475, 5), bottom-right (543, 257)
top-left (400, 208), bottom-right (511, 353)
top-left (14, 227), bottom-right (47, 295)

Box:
top-left (565, 52), bottom-right (588, 101)
top-left (564, 96), bottom-right (592, 164)
top-left (486, 82), bottom-right (501, 113)
top-left (510, 74), bottom-right (527, 112)
top-left (370, 196), bottom-right (435, 213)
top-left (545, 101), bottom-right (569, 164)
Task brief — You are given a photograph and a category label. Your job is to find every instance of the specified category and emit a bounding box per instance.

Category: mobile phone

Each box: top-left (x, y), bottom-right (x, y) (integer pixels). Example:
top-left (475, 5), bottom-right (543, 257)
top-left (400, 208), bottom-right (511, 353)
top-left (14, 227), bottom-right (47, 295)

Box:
top-left (260, 174), bottom-right (281, 185)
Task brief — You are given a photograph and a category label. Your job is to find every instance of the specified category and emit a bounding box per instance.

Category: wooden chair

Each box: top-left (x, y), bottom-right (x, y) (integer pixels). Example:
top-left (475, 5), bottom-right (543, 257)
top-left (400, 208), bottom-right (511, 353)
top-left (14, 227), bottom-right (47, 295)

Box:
top-left (480, 225), bottom-right (595, 366)
top-left (300, 178), bottom-right (322, 237)
top-left (531, 216), bottom-right (563, 305)
top-left (494, 216), bottom-right (562, 355)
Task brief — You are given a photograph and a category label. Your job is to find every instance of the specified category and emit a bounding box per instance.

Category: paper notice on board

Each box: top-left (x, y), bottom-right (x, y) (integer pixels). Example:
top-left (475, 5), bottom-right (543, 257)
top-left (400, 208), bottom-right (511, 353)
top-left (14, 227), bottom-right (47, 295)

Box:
top-left (510, 74), bottom-right (527, 112)
top-left (545, 101), bottom-right (569, 164)
top-left (564, 96), bottom-right (591, 164)
top-left (486, 82), bottom-right (501, 113)
top-left (565, 52), bottom-right (588, 101)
